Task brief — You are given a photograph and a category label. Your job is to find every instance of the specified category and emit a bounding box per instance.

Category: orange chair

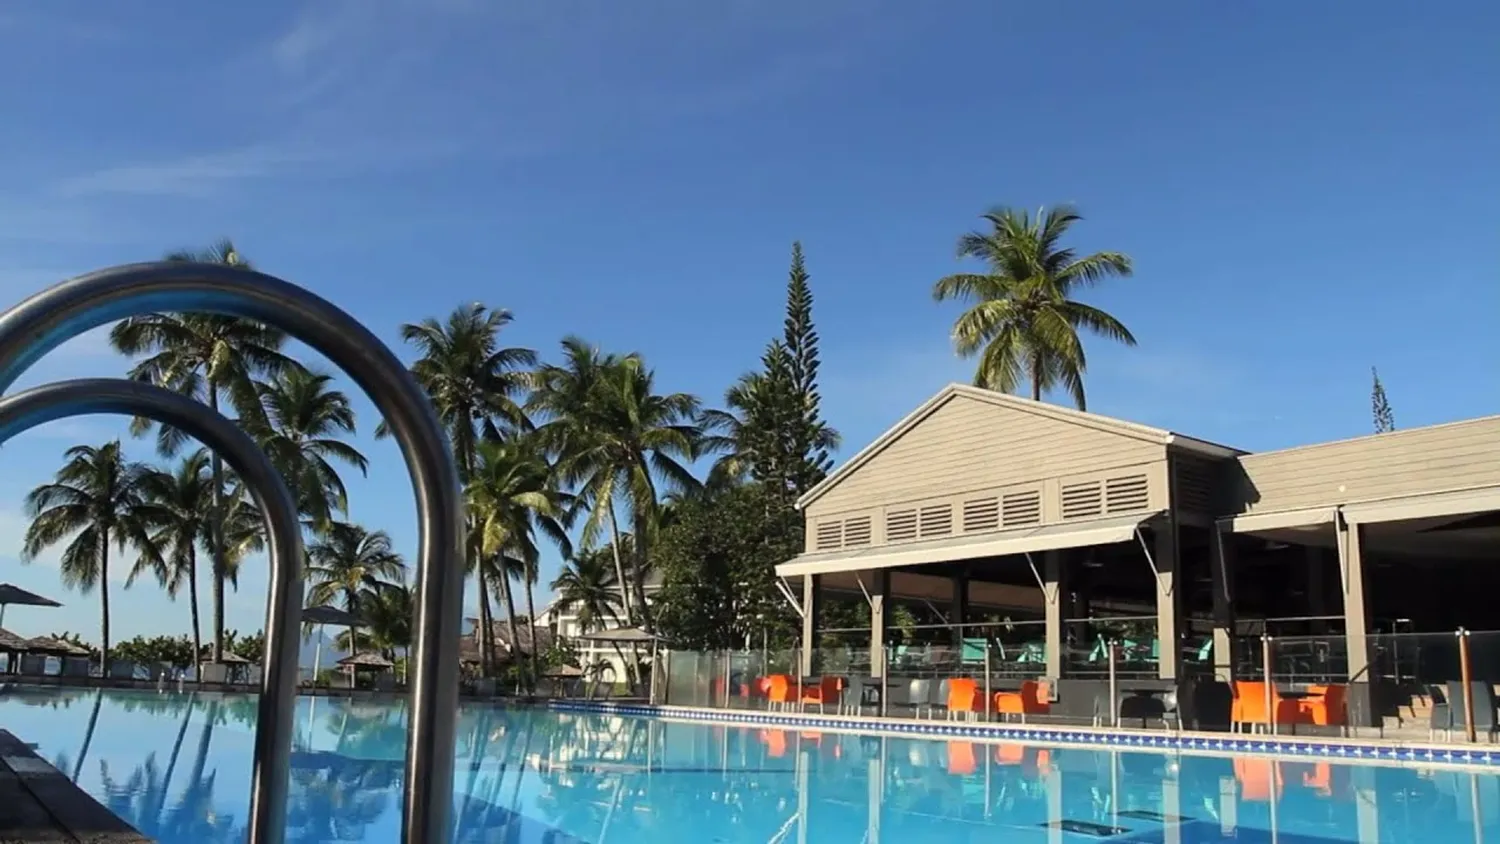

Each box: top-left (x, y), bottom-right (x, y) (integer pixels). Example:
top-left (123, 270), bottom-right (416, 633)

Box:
top-left (993, 680), bottom-right (1051, 723)
top-left (800, 676), bottom-right (842, 712)
top-left (1231, 681), bottom-right (1306, 733)
top-left (946, 678), bottom-right (982, 721)
top-left (767, 674), bottom-right (794, 711)
top-left (1298, 685), bottom-right (1349, 733)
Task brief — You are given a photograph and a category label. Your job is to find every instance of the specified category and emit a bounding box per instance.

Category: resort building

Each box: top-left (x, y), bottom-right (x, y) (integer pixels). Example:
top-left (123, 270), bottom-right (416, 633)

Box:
top-left (776, 383), bottom-right (1500, 728)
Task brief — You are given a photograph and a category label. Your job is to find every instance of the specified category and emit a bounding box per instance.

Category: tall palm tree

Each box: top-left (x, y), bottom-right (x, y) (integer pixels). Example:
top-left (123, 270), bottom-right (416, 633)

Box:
top-left (250, 367), bottom-right (368, 530)
top-left (544, 353), bottom-right (701, 629)
top-left (932, 205), bottom-right (1135, 410)
top-left (393, 303), bottom-right (536, 674)
top-left (305, 522), bottom-right (406, 656)
top-left (529, 337), bottom-right (636, 626)
top-left (550, 550), bottom-right (627, 681)
top-left (22, 442), bottom-right (157, 667)
top-left (109, 239), bottom-right (300, 659)
top-left (359, 583), bottom-right (413, 663)
top-left (132, 450), bottom-right (214, 666)
top-left (465, 436), bottom-right (573, 688)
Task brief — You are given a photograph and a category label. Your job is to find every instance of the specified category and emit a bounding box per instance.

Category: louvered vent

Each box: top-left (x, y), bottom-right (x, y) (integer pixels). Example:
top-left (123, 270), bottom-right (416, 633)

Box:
top-left (1001, 491), bottom-right (1042, 527)
top-left (1104, 474), bottom-right (1150, 513)
top-left (1174, 456), bottom-right (1215, 514)
top-left (814, 520), bottom-right (843, 551)
top-left (1060, 481), bottom-right (1104, 520)
top-left (918, 504), bottom-right (953, 538)
top-left (962, 497), bottom-right (1000, 533)
top-left (885, 508), bottom-right (918, 543)
top-left (843, 516), bottom-right (873, 547)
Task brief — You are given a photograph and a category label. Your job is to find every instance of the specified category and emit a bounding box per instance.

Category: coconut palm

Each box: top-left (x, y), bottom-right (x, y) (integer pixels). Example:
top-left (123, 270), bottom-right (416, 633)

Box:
top-left (357, 583), bottom-right (413, 662)
top-left (539, 351), bottom-right (701, 629)
top-left (305, 522), bottom-right (406, 656)
top-left (465, 436), bottom-right (573, 688)
top-left (21, 442), bottom-right (157, 667)
top-left (109, 239), bottom-right (300, 660)
top-left (131, 450), bottom-right (214, 666)
top-left (932, 205), bottom-right (1135, 410)
top-left (250, 367), bottom-right (368, 531)
top-left (529, 337), bottom-right (637, 626)
top-left (392, 303), bottom-right (536, 675)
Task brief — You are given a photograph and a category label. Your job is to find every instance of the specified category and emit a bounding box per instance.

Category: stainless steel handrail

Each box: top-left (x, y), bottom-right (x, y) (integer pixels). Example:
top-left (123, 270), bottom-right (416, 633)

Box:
top-left (0, 378), bottom-right (304, 844)
top-left (0, 263), bottom-right (465, 844)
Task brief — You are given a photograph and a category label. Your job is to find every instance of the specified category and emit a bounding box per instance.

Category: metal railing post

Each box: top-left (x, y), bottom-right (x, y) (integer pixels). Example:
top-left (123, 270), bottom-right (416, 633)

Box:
top-left (982, 638), bottom-right (992, 723)
top-left (0, 263), bottom-right (465, 844)
top-left (1460, 628), bottom-right (1477, 743)
top-left (0, 380), bottom-right (303, 844)
top-left (1262, 635), bottom-right (1275, 735)
top-left (1107, 640), bottom-right (1119, 728)
top-left (723, 651), bottom-right (733, 709)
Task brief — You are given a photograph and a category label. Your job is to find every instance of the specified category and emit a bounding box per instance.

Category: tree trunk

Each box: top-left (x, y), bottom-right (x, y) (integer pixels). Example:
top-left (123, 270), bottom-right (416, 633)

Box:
top-left (605, 503), bottom-right (634, 624)
top-left (188, 547), bottom-right (202, 682)
top-left (208, 390), bottom-right (227, 663)
top-left (476, 561), bottom-right (496, 676)
top-left (628, 508), bottom-right (652, 634)
top-left (524, 576), bottom-right (541, 694)
top-left (1031, 355), bottom-right (1044, 402)
top-left (99, 530), bottom-right (112, 670)
top-left (494, 562), bottom-right (522, 691)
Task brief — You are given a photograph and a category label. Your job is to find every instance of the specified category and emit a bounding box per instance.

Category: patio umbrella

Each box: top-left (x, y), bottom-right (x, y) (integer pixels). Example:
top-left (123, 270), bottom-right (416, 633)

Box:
top-left (0, 583), bottom-right (61, 628)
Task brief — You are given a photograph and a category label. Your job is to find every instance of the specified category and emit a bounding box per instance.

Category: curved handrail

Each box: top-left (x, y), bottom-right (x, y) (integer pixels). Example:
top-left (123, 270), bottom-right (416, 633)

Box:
top-left (0, 378), bottom-right (304, 844)
top-left (0, 263), bottom-right (465, 844)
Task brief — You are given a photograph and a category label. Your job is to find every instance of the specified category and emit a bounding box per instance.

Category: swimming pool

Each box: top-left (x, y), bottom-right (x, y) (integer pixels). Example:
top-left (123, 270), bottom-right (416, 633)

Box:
top-left (0, 686), bottom-right (1491, 842)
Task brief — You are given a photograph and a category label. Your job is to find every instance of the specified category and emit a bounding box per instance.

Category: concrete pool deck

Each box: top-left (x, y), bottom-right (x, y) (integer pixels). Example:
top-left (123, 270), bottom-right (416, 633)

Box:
top-left (0, 730), bottom-right (152, 844)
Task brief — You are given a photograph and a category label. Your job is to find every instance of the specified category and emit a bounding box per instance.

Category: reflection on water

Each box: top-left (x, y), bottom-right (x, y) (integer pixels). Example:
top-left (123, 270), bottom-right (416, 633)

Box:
top-left (1, 687), bottom-right (1499, 843)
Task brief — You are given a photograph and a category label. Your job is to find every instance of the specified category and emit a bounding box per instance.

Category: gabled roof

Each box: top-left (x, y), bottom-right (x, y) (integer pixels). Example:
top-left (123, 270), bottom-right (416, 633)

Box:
top-left (797, 383), bottom-right (1244, 511)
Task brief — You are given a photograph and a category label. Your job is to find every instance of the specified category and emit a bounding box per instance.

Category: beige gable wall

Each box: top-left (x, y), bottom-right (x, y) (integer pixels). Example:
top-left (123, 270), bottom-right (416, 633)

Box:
top-left (804, 391), bottom-right (1169, 553)
top-left (1229, 417), bottom-right (1500, 515)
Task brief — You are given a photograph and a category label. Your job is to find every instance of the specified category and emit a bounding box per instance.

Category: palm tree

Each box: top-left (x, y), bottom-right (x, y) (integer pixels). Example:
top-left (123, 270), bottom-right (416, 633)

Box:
top-left (550, 550), bottom-right (627, 682)
top-left (250, 367), bottom-right (368, 530)
top-left (541, 352), bottom-right (701, 629)
top-left (465, 436), bottom-right (573, 688)
top-left (132, 451), bottom-right (213, 667)
top-left (394, 303), bottom-right (536, 674)
top-left (359, 583), bottom-right (413, 663)
top-left (109, 239), bottom-right (300, 660)
top-left (529, 337), bottom-right (637, 626)
top-left (932, 205), bottom-right (1135, 409)
top-left (22, 442), bottom-right (157, 667)
top-left (305, 522), bottom-right (406, 656)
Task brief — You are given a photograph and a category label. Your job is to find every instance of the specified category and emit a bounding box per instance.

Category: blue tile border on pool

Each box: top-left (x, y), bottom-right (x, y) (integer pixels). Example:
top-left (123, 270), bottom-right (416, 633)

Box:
top-left (543, 700), bottom-right (1500, 768)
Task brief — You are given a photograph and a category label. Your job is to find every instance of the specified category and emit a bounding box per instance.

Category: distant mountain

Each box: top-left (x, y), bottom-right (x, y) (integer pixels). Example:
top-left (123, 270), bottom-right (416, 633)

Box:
top-left (298, 630), bottom-right (349, 667)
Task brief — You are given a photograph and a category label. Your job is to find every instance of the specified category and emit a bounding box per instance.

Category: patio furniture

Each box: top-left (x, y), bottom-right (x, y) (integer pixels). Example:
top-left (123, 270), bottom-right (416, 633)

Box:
top-left (800, 676), bottom-right (841, 713)
top-left (1296, 684), bottom-right (1349, 733)
top-left (766, 674), bottom-right (794, 711)
top-left (842, 676), bottom-right (881, 715)
top-left (1229, 681), bottom-right (1303, 734)
top-left (946, 678), bottom-right (981, 721)
top-left (1441, 680), bottom-right (1498, 742)
top-left (1430, 684), bottom-right (1452, 741)
top-left (996, 680), bottom-right (1050, 723)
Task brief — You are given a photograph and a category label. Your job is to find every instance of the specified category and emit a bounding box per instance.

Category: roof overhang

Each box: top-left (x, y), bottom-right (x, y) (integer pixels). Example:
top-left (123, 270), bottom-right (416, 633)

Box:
top-left (775, 511), bottom-right (1163, 579)
top-left (1219, 507), bottom-right (1336, 535)
top-left (1342, 486), bottom-right (1500, 526)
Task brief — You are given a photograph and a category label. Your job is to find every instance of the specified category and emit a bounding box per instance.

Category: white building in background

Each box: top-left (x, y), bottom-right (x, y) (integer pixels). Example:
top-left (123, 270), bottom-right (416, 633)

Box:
top-left (536, 570), bottom-right (663, 684)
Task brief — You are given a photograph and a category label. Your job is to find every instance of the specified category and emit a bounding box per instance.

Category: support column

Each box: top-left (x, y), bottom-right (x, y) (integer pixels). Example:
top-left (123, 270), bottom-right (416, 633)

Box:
top-left (800, 574), bottom-right (822, 676)
top-left (1339, 515), bottom-right (1375, 726)
top-left (1154, 516), bottom-right (1183, 680)
top-left (952, 572), bottom-right (970, 651)
top-left (869, 570), bottom-right (889, 678)
top-left (1210, 526), bottom-right (1237, 683)
top-left (1044, 550), bottom-right (1067, 679)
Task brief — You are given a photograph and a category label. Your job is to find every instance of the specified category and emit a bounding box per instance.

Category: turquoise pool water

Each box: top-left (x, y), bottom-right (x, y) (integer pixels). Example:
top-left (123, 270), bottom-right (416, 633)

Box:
top-left (0, 686), bottom-right (1493, 842)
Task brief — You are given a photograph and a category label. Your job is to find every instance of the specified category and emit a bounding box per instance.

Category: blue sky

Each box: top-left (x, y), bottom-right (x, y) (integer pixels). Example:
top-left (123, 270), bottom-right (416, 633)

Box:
top-left (0, 1), bottom-right (1495, 646)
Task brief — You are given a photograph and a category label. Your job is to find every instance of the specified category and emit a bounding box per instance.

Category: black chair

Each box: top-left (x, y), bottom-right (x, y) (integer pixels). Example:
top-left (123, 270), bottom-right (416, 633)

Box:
top-left (1429, 684), bottom-right (1452, 741)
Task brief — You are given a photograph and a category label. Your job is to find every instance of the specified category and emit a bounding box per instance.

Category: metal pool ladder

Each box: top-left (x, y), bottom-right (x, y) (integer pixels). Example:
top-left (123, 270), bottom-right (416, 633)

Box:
top-left (0, 262), bottom-right (466, 844)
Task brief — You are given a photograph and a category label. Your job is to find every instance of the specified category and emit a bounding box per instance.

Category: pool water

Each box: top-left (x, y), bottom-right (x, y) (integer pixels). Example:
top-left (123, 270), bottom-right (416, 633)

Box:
top-left (0, 687), bottom-right (1493, 842)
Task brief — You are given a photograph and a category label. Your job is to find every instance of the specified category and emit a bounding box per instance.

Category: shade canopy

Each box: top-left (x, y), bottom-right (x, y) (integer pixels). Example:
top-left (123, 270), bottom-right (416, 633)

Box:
top-left (215, 651), bottom-right (253, 664)
top-left (338, 651), bottom-right (394, 669)
top-left (303, 605), bottom-right (363, 626)
top-left (575, 627), bottom-right (665, 644)
top-left (0, 584), bottom-right (61, 608)
top-left (23, 635), bottom-right (88, 656)
top-left (0, 627), bottom-right (28, 652)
